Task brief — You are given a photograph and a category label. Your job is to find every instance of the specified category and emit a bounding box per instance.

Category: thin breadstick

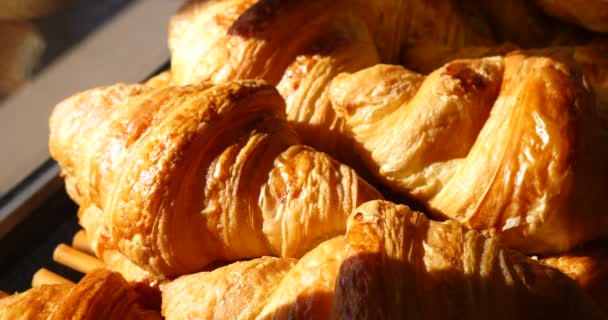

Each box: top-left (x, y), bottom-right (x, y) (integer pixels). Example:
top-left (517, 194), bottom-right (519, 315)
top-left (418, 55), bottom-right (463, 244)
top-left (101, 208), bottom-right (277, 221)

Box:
top-left (72, 230), bottom-right (94, 255)
top-left (32, 268), bottom-right (75, 287)
top-left (53, 244), bottom-right (104, 274)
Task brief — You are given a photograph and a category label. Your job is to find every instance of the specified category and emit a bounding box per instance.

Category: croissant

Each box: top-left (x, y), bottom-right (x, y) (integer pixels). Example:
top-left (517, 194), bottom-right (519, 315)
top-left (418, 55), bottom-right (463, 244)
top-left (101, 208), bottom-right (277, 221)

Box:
top-left (535, 0), bottom-right (608, 33)
top-left (49, 80), bottom-right (381, 277)
top-left (541, 244), bottom-right (608, 313)
top-left (330, 49), bottom-right (608, 255)
top-left (0, 20), bottom-right (45, 96)
top-left (166, 0), bottom-right (492, 169)
top-left (77, 202), bottom-right (161, 286)
top-left (401, 41), bottom-right (608, 108)
top-left (160, 200), bottom-right (605, 319)
top-left (0, 269), bottom-right (161, 320)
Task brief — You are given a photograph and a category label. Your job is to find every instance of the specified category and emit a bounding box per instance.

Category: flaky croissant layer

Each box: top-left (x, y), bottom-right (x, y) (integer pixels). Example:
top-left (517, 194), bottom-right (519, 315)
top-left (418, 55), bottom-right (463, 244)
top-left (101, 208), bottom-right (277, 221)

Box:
top-left (49, 80), bottom-right (381, 277)
top-left (166, 0), bottom-right (494, 170)
top-left (331, 48), bottom-right (608, 255)
top-left (161, 200), bottom-right (606, 320)
top-left (0, 270), bottom-right (161, 320)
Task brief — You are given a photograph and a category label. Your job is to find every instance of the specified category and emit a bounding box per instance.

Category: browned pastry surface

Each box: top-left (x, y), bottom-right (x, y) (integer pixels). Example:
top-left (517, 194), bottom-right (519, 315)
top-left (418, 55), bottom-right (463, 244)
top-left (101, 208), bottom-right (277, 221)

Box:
top-left (535, 0), bottom-right (608, 33)
top-left (166, 0), bottom-right (492, 170)
top-left (143, 71), bottom-right (172, 89)
top-left (49, 80), bottom-right (381, 277)
top-left (401, 41), bottom-right (608, 107)
top-left (330, 49), bottom-right (608, 255)
top-left (0, 20), bottom-right (45, 96)
top-left (161, 200), bottom-right (606, 319)
top-left (0, 269), bottom-right (161, 320)
top-left (77, 203), bottom-right (161, 286)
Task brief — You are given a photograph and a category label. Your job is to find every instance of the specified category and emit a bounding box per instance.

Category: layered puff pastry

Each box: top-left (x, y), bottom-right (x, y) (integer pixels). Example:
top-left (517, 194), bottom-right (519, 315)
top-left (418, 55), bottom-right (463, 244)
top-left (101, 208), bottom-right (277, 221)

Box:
top-left (77, 203), bottom-right (161, 287)
top-left (0, 20), bottom-right (45, 96)
top-left (401, 41), bottom-right (608, 108)
top-left (49, 80), bottom-right (381, 277)
top-left (330, 48), bottom-right (608, 255)
top-left (160, 200), bottom-right (606, 319)
top-left (166, 0), bottom-right (604, 171)
top-left (0, 269), bottom-right (161, 320)
top-left (166, 0), bottom-right (492, 169)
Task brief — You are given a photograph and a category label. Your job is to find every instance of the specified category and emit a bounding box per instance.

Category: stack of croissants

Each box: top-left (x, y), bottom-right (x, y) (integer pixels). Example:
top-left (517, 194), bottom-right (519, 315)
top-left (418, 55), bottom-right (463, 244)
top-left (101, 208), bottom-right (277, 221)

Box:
top-left (2, 0), bottom-right (608, 319)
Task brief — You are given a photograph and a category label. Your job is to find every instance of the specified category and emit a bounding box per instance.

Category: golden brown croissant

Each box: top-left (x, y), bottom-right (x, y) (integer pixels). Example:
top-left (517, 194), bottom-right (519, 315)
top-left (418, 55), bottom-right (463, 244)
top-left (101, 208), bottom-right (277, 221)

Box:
top-left (77, 202), bottom-right (161, 286)
top-left (535, 0), bottom-right (608, 33)
top-left (161, 200), bottom-right (606, 319)
top-left (49, 80), bottom-right (381, 277)
top-left (541, 244), bottom-right (608, 313)
top-left (166, 0), bottom-right (492, 168)
top-left (0, 269), bottom-right (161, 320)
top-left (0, 20), bottom-right (44, 96)
top-left (330, 49), bottom-right (608, 255)
top-left (401, 41), bottom-right (608, 108)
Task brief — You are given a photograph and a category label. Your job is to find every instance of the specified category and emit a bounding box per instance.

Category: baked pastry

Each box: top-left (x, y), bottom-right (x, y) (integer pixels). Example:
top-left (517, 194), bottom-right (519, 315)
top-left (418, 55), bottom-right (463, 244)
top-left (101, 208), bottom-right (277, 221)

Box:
top-left (161, 200), bottom-right (606, 319)
top-left (143, 71), bottom-right (172, 89)
top-left (541, 244), bottom-right (608, 313)
top-left (167, 0), bottom-right (492, 168)
top-left (166, 0), bottom-right (602, 170)
top-left (49, 80), bottom-right (381, 277)
top-left (535, 0), bottom-right (608, 33)
top-left (0, 0), bottom-right (66, 19)
top-left (330, 49), bottom-right (608, 255)
top-left (0, 269), bottom-right (161, 319)
top-left (0, 20), bottom-right (45, 96)
top-left (77, 203), bottom-right (161, 286)
top-left (401, 41), bottom-right (608, 108)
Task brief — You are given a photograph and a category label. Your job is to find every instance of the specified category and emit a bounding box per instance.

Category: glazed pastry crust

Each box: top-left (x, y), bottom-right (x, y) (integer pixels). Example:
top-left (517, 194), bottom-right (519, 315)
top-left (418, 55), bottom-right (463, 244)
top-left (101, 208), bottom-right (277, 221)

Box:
top-left (331, 49), bottom-right (608, 255)
top-left (167, 0), bottom-right (492, 169)
top-left (0, 285), bottom-right (71, 320)
top-left (0, 270), bottom-right (161, 320)
top-left (49, 80), bottom-right (381, 277)
top-left (78, 203), bottom-right (161, 286)
top-left (160, 200), bottom-right (606, 319)
top-left (401, 41), bottom-right (608, 108)
top-left (161, 257), bottom-right (296, 319)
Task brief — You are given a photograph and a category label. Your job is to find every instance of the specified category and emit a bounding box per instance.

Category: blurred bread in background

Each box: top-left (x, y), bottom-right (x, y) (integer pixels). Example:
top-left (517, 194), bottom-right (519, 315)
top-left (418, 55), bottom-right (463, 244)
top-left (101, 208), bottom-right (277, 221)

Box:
top-left (0, 21), bottom-right (45, 96)
top-left (0, 0), bottom-right (67, 19)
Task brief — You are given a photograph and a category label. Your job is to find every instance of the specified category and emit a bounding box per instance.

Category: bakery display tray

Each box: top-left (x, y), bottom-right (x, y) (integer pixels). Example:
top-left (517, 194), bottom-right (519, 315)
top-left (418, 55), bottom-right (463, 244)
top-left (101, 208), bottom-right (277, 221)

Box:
top-left (0, 184), bottom-right (80, 293)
